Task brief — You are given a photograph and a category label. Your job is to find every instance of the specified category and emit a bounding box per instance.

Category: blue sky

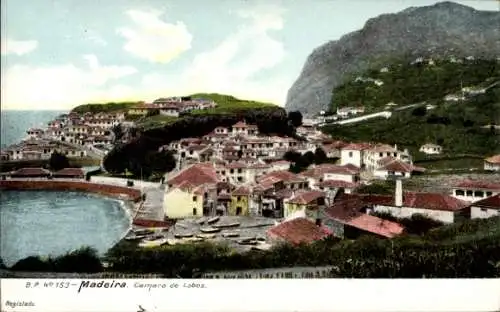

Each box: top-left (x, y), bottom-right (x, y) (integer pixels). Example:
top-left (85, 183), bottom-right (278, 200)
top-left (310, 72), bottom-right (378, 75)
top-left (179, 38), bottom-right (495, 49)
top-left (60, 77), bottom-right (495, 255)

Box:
top-left (1, 0), bottom-right (497, 110)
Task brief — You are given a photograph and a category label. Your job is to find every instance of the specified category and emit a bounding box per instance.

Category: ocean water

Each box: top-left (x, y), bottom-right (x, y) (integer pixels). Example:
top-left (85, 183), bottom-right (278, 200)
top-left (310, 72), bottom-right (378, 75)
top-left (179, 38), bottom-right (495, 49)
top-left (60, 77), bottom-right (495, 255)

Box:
top-left (0, 190), bottom-right (131, 267)
top-left (1, 110), bottom-right (66, 148)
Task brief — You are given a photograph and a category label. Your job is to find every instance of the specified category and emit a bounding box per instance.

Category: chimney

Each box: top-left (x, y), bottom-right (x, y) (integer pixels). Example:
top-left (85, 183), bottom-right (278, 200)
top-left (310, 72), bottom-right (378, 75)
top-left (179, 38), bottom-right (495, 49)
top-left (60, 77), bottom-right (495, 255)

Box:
top-left (395, 178), bottom-right (403, 207)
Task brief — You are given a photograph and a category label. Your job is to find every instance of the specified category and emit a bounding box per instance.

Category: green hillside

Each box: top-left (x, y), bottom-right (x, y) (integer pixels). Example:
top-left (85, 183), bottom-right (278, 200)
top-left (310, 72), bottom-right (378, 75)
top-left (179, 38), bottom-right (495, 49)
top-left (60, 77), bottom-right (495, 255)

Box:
top-left (71, 101), bottom-right (141, 113)
top-left (322, 85), bottom-right (500, 156)
top-left (330, 58), bottom-right (499, 111)
top-left (189, 93), bottom-right (277, 115)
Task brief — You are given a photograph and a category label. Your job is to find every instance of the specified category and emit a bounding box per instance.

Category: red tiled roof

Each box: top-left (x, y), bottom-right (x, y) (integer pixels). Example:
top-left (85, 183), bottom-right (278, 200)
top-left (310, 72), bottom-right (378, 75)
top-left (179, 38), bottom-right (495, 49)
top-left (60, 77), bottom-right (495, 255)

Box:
top-left (472, 194), bottom-right (500, 209)
top-left (377, 157), bottom-right (423, 173)
top-left (232, 186), bottom-right (251, 196)
top-left (167, 163), bottom-right (218, 188)
top-left (267, 218), bottom-right (331, 245)
top-left (453, 180), bottom-right (500, 191)
top-left (287, 190), bottom-right (326, 205)
top-left (317, 180), bottom-right (359, 189)
top-left (232, 121), bottom-right (248, 128)
top-left (485, 155), bottom-right (500, 164)
top-left (342, 143), bottom-right (372, 151)
top-left (11, 168), bottom-right (51, 176)
top-left (368, 144), bottom-right (397, 152)
top-left (52, 168), bottom-right (84, 177)
top-left (402, 192), bottom-right (469, 211)
top-left (301, 164), bottom-right (360, 178)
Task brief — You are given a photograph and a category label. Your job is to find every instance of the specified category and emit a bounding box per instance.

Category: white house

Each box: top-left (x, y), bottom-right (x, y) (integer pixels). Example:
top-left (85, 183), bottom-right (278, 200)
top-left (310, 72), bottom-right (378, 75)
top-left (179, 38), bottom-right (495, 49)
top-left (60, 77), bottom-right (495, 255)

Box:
top-left (484, 155), bottom-right (500, 171)
top-left (419, 143), bottom-right (443, 155)
top-left (159, 106), bottom-right (180, 117)
top-left (340, 143), bottom-right (371, 168)
top-left (373, 157), bottom-right (425, 180)
top-left (451, 180), bottom-right (500, 203)
top-left (470, 194), bottom-right (500, 219)
top-left (371, 179), bottom-right (469, 224)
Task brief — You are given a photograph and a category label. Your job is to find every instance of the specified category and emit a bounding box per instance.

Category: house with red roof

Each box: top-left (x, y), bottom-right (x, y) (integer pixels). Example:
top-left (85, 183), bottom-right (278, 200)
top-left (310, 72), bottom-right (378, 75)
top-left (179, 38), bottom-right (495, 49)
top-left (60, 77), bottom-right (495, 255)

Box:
top-left (267, 217), bottom-right (332, 245)
top-left (340, 142), bottom-right (372, 168)
top-left (52, 168), bottom-right (85, 179)
top-left (283, 190), bottom-right (327, 219)
top-left (484, 154), bottom-right (500, 171)
top-left (373, 157), bottom-right (426, 180)
top-left (163, 163), bottom-right (220, 218)
top-left (301, 164), bottom-right (361, 194)
top-left (371, 180), bottom-right (470, 223)
top-left (451, 180), bottom-right (500, 203)
top-left (319, 197), bottom-right (404, 239)
top-left (470, 194), bottom-right (500, 219)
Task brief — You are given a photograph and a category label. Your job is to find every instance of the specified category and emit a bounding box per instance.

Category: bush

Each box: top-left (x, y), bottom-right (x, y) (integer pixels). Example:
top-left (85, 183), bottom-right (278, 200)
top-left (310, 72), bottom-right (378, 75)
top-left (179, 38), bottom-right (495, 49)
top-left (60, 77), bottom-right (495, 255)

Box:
top-left (10, 256), bottom-right (54, 272)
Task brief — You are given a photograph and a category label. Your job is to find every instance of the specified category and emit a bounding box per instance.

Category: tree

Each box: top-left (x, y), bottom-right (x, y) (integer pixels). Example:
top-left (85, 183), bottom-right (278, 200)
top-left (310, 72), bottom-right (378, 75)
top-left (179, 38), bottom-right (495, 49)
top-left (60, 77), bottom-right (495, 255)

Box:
top-left (303, 151), bottom-right (315, 166)
top-left (411, 106), bottom-right (427, 117)
top-left (314, 147), bottom-right (328, 164)
top-left (111, 124), bottom-right (124, 143)
top-left (287, 111), bottom-right (303, 128)
top-left (283, 151), bottom-right (302, 163)
top-left (49, 152), bottom-right (70, 171)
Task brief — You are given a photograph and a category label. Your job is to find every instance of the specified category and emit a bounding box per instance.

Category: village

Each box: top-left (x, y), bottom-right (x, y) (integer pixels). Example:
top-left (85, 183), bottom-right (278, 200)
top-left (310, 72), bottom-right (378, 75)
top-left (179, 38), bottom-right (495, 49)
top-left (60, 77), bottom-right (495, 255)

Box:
top-left (1, 92), bottom-right (499, 252)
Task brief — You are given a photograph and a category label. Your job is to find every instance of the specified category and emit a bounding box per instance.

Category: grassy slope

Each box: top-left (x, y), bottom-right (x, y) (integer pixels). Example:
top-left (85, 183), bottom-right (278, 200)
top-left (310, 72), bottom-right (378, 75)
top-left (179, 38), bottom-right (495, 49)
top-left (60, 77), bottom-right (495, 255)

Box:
top-left (71, 102), bottom-right (141, 113)
top-left (330, 59), bottom-right (499, 111)
top-left (188, 93), bottom-right (277, 115)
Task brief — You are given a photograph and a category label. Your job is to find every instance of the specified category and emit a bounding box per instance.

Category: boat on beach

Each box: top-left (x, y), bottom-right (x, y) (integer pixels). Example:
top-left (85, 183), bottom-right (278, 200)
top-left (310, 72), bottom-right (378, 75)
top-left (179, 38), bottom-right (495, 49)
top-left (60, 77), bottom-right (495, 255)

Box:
top-left (222, 232), bottom-right (239, 238)
top-left (133, 229), bottom-right (155, 236)
top-left (213, 222), bottom-right (240, 229)
top-left (200, 227), bottom-right (221, 233)
top-left (138, 238), bottom-right (168, 248)
top-left (207, 216), bottom-right (220, 224)
top-left (197, 233), bottom-right (216, 239)
top-left (124, 234), bottom-right (147, 241)
top-left (196, 217), bottom-right (208, 225)
top-left (237, 239), bottom-right (259, 246)
top-left (174, 233), bottom-right (194, 238)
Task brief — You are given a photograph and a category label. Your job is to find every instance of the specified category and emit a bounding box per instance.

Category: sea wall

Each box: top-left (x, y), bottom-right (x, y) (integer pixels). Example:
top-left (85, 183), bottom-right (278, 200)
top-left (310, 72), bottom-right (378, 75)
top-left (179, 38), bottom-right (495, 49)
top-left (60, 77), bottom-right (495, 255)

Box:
top-left (0, 180), bottom-right (142, 202)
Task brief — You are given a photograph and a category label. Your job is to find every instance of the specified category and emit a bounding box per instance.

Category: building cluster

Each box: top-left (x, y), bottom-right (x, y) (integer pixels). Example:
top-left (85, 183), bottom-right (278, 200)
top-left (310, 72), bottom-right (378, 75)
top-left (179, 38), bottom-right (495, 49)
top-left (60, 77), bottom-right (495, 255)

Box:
top-left (1, 111), bottom-right (124, 161)
top-left (127, 96), bottom-right (217, 117)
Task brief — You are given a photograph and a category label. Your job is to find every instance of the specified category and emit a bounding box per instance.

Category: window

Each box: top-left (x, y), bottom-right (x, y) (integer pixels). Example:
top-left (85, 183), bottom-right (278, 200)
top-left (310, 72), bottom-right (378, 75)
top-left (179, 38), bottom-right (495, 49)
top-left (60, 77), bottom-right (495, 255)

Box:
top-left (237, 177), bottom-right (243, 182)
top-left (349, 152), bottom-right (353, 157)
top-left (466, 190), bottom-right (473, 196)
top-left (486, 192), bottom-right (493, 197)
top-left (379, 152), bottom-right (383, 157)
top-left (237, 169), bottom-right (242, 173)
top-left (455, 190), bottom-right (465, 196)
top-left (236, 207), bottom-right (242, 215)
top-left (230, 169), bottom-right (234, 174)
top-left (192, 196), bottom-right (197, 202)
top-left (480, 208), bottom-right (487, 212)
top-left (474, 191), bottom-right (484, 197)
top-left (192, 208), bottom-right (197, 215)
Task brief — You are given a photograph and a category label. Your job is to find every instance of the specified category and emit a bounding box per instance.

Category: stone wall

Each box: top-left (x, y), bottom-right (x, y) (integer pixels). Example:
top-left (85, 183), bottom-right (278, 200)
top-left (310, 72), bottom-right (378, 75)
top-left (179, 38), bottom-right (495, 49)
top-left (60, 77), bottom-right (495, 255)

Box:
top-left (0, 180), bottom-right (142, 202)
top-left (202, 266), bottom-right (336, 279)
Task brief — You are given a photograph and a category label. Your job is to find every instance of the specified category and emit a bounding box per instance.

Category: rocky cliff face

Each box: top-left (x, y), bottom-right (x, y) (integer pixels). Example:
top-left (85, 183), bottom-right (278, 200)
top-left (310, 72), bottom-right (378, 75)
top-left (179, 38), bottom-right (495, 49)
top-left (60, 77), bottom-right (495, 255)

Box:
top-left (284, 1), bottom-right (500, 115)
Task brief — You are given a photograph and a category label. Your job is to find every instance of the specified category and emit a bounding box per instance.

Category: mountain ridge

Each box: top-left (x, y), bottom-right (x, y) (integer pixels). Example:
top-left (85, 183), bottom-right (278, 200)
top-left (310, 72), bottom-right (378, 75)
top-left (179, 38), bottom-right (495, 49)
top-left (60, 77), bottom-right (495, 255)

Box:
top-left (284, 1), bottom-right (500, 115)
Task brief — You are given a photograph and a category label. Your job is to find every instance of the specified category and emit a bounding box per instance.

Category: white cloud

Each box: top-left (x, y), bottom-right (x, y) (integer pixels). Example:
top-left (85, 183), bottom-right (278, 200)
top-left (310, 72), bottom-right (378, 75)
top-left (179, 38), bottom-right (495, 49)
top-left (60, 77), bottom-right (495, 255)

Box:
top-left (1, 38), bottom-right (38, 56)
top-left (2, 56), bottom-right (138, 110)
top-left (180, 4), bottom-right (288, 105)
top-left (117, 9), bottom-right (192, 63)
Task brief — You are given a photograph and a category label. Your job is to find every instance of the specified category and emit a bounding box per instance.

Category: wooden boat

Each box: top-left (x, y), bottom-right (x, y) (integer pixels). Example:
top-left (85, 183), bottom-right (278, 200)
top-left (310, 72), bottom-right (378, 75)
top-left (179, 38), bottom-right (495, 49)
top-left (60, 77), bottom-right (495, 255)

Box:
top-left (213, 222), bottom-right (240, 229)
top-left (207, 216), bottom-right (220, 224)
top-left (256, 236), bottom-right (266, 242)
top-left (200, 227), bottom-right (221, 233)
top-left (237, 240), bottom-right (258, 246)
top-left (236, 236), bottom-right (255, 242)
top-left (251, 243), bottom-right (272, 251)
top-left (222, 232), bottom-right (239, 238)
top-left (174, 233), bottom-right (194, 239)
top-left (124, 234), bottom-right (146, 241)
top-left (133, 229), bottom-right (154, 236)
top-left (195, 217), bottom-right (208, 225)
top-left (197, 233), bottom-right (216, 239)
top-left (138, 238), bottom-right (168, 248)
top-left (167, 238), bottom-right (179, 245)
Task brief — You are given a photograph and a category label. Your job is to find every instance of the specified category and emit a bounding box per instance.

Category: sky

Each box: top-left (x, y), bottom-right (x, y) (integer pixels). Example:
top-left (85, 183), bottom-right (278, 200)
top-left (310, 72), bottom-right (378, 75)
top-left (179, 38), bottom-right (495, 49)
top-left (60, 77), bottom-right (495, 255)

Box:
top-left (1, 0), bottom-right (498, 110)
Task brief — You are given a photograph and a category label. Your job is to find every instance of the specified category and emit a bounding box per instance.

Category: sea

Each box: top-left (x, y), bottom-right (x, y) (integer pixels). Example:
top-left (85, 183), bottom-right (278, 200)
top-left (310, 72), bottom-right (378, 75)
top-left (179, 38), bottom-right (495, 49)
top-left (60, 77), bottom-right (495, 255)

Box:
top-left (1, 110), bottom-right (67, 148)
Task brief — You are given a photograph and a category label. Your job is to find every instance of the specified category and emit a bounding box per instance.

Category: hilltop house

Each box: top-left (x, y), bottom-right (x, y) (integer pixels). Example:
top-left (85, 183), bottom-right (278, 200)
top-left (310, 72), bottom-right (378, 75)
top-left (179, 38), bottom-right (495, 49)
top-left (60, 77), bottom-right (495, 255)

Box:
top-left (419, 143), bottom-right (443, 155)
top-left (373, 157), bottom-right (425, 180)
top-left (484, 155), bottom-right (500, 171)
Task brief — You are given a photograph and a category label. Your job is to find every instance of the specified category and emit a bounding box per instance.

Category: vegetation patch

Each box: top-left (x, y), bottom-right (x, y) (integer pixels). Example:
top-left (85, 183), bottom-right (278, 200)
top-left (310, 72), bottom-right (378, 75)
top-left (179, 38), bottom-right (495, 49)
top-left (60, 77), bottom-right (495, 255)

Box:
top-left (71, 102), bottom-right (141, 114)
top-left (330, 59), bottom-right (499, 111)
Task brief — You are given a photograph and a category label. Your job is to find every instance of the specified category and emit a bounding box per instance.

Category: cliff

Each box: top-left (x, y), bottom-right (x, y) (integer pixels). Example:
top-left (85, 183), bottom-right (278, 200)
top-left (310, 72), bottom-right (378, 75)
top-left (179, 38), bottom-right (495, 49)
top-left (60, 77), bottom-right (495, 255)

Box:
top-left (284, 1), bottom-right (500, 115)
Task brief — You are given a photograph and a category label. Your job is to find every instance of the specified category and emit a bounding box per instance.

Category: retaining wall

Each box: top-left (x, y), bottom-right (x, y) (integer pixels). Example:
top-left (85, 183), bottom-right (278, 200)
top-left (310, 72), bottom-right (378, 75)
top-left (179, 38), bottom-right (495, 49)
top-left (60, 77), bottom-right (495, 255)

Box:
top-left (0, 180), bottom-right (142, 202)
